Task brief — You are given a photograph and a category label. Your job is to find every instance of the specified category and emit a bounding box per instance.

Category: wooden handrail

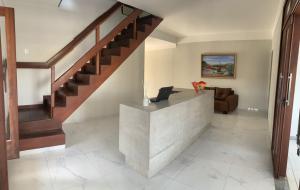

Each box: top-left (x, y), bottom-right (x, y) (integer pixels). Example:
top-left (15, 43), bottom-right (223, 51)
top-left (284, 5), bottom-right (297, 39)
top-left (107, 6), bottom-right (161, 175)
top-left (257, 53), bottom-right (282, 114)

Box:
top-left (16, 62), bottom-right (49, 69)
top-left (53, 9), bottom-right (143, 91)
top-left (16, 2), bottom-right (122, 69)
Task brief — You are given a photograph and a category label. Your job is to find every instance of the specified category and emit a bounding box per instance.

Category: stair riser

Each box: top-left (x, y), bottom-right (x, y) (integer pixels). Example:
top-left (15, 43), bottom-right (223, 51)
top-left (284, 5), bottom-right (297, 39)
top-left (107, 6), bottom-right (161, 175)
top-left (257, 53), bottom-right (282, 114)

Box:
top-left (65, 82), bottom-right (78, 94)
top-left (108, 40), bottom-right (131, 49)
top-left (75, 73), bottom-right (90, 84)
top-left (20, 133), bottom-right (65, 151)
top-left (102, 48), bottom-right (122, 56)
top-left (20, 120), bottom-right (62, 136)
top-left (115, 32), bottom-right (133, 41)
top-left (82, 64), bottom-right (97, 74)
top-left (137, 17), bottom-right (154, 25)
top-left (123, 23), bottom-right (146, 35)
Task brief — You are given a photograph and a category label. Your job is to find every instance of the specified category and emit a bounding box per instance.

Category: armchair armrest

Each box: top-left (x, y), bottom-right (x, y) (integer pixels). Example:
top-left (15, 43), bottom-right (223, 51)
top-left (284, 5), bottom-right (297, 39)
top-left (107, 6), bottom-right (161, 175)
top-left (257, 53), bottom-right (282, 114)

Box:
top-left (226, 94), bottom-right (238, 111)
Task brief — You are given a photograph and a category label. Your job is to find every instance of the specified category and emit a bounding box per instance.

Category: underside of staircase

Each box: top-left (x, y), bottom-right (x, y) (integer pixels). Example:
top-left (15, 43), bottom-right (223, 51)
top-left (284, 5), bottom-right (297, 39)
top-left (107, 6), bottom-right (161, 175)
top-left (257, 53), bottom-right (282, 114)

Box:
top-left (18, 4), bottom-right (162, 150)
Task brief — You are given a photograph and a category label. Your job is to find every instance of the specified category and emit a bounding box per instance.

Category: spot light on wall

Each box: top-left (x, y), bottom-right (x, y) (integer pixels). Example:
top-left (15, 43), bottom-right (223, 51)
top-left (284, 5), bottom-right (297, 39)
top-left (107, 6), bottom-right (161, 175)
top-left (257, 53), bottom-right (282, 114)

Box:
top-left (58, 0), bottom-right (76, 10)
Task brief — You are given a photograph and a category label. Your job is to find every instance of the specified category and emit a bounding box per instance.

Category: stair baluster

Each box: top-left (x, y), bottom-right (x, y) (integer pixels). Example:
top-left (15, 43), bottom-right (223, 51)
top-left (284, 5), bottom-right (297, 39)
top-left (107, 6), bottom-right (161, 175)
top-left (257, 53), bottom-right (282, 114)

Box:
top-left (50, 66), bottom-right (55, 117)
top-left (95, 25), bottom-right (100, 75)
top-left (133, 19), bottom-right (137, 40)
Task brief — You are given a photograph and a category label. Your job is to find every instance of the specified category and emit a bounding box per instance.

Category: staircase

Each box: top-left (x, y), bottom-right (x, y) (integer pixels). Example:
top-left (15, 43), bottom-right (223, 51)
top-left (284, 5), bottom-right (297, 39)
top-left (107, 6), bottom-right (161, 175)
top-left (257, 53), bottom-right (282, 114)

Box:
top-left (17, 2), bottom-right (162, 150)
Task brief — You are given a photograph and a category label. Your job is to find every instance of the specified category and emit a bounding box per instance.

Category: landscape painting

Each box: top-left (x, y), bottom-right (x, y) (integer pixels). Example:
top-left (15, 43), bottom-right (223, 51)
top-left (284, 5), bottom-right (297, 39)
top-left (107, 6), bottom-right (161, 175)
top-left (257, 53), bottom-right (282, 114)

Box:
top-left (201, 54), bottom-right (236, 79)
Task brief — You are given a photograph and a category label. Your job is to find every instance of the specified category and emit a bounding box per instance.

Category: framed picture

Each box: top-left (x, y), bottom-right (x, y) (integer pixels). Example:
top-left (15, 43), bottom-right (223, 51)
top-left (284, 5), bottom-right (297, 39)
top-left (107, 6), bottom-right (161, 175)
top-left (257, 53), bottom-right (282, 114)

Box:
top-left (201, 54), bottom-right (237, 79)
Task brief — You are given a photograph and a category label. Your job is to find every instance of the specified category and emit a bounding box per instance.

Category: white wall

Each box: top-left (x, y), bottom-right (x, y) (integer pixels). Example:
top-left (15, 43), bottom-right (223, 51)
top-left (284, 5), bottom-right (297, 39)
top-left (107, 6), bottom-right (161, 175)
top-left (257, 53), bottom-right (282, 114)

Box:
top-left (145, 48), bottom-right (174, 97)
top-left (268, 9), bottom-right (283, 136)
top-left (8, 0), bottom-right (145, 123)
top-left (145, 40), bottom-right (272, 112)
top-left (173, 40), bottom-right (272, 112)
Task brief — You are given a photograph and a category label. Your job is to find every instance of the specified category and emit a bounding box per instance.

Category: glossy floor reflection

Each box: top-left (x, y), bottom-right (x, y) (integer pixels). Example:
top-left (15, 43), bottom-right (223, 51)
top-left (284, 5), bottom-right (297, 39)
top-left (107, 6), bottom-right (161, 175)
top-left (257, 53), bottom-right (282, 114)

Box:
top-left (8, 110), bottom-right (275, 190)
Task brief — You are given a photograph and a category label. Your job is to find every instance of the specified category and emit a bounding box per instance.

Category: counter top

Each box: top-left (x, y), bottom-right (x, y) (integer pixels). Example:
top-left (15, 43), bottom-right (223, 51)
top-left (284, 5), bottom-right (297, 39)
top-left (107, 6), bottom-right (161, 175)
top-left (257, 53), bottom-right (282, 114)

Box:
top-left (121, 88), bottom-right (214, 112)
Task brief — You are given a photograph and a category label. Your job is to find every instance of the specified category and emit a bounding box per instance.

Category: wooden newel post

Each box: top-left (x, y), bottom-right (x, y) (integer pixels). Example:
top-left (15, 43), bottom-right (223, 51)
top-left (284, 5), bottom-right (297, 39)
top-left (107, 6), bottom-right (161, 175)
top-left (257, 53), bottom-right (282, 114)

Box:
top-left (95, 25), bottom-right (100, 75)
top-left (50, 66), bottom-right (55, 117)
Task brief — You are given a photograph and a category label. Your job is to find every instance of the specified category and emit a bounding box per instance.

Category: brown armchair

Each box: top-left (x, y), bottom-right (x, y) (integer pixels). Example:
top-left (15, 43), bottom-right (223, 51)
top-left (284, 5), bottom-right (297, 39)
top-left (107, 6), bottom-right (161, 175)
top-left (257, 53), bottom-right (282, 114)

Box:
top-left (206, 87), bottom-right (238, 114)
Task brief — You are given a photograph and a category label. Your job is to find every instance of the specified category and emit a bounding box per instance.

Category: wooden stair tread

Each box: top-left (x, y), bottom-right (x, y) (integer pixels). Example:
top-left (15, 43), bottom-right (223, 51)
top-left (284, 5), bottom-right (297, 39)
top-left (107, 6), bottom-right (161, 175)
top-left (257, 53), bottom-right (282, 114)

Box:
top-left (18, 105), bottom-right (50, 123)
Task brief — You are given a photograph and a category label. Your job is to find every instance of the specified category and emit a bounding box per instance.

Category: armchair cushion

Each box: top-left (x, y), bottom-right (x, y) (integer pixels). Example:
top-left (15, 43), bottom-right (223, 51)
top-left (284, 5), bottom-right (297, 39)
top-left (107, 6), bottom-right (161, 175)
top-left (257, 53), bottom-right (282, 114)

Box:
top-left (215, 88), bottom-right (231, 100)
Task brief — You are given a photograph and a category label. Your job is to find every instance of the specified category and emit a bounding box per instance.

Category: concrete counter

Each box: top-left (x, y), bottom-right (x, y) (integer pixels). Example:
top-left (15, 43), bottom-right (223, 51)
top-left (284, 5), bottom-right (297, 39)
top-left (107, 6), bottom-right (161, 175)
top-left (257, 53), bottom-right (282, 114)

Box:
top-left (119, 89), bottom-right (214, 177)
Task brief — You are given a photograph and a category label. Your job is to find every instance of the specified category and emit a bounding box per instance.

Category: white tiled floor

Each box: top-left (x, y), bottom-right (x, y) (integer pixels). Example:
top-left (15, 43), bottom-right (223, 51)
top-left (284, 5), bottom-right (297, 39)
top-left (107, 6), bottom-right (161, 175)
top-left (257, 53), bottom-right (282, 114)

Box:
top-left (287, 140), bottom-right (300, 190)
top-left (8, 110), bottom-right (275, 190)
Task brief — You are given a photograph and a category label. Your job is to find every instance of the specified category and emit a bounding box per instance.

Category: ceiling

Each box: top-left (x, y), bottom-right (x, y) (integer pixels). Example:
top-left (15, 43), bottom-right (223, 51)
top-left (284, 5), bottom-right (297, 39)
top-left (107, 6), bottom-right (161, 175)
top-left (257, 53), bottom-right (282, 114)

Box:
top-left (4, 0), bottom-right (282, 41)
top-left (4, 0), bottom-right (116, 13)
top-left (119, 0), bottom-right (281, 39)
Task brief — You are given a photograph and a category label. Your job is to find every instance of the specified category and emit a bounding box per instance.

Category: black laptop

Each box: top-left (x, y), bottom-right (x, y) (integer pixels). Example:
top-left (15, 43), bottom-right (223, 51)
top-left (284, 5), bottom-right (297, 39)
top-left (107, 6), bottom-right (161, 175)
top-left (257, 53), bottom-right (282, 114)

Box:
top-left (150, 86), bottom-right (175, 103)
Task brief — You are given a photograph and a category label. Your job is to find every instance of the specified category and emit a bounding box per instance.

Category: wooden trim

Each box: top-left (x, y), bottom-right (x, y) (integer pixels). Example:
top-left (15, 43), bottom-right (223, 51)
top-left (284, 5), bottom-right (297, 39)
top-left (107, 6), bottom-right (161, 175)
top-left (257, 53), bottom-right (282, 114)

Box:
top-left (16, 2), bottom-right (122, 69)
top-left (16, 62), bottom-right (48, 69)
top-left (18, 104), bottom-right (44, 110)
top-left (95, 25), bottom-right (100, 42)
top-left (4, 7), bottom-right (19, 159)
top-left (53, 9), bottom-right (143, 91)
top-left (0, 12), bottom-right (8, 190)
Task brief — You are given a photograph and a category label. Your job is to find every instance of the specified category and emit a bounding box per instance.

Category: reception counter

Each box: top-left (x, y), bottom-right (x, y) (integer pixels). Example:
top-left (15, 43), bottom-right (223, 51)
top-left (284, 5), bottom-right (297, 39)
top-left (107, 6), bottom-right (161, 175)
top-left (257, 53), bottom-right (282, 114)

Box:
top-left (119, 89), bottom-right (214, 177)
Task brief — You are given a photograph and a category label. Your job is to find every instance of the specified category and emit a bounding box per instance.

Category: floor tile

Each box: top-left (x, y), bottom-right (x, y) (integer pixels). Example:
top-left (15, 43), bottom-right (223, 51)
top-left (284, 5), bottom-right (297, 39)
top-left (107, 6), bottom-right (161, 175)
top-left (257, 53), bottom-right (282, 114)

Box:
top-left (174, 159), bottom-right (231, 190)
top-left (8, 111), bottom-right (275, 190)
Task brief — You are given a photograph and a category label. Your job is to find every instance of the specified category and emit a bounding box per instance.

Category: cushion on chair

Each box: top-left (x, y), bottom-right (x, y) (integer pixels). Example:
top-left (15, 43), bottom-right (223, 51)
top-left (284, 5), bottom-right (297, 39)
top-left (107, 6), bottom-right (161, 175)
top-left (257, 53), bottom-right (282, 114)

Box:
top-left (215, 88), bottom-right (231, 100)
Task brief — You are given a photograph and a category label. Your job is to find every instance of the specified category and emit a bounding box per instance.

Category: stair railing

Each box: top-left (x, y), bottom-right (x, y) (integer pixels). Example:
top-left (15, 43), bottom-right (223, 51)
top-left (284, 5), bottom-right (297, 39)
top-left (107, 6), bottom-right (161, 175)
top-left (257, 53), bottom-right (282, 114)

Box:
top-left (16, 2), bottom-right (144, 117)
top-left (17, 2), bottom-right (122, 69)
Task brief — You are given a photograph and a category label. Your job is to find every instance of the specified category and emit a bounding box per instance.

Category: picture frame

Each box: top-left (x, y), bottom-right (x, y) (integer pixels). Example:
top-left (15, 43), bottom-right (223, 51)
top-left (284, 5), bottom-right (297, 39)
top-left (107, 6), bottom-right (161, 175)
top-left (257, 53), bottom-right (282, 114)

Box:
top-left (201, 53), bottom-right (237, 79)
